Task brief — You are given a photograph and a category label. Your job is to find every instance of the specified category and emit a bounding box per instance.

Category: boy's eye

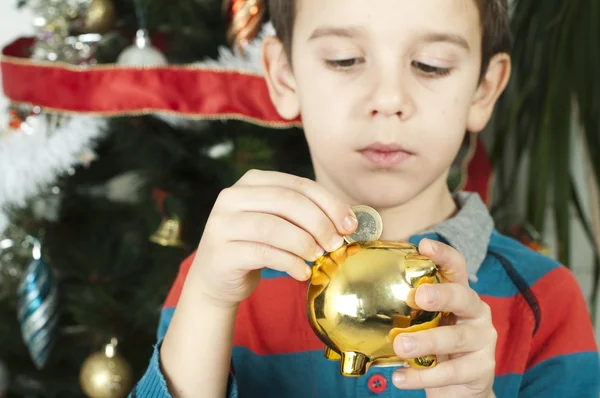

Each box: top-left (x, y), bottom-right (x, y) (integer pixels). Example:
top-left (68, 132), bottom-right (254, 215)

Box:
top-left (325, 58), bottom-right (364, 70)
top-left (411, 61), bottom-right (451, 77)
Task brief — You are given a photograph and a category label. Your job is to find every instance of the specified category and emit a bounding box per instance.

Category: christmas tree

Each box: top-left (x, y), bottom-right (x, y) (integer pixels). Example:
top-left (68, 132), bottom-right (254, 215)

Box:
top-left (0, 1), bottom-right (491, 397)
top-left (0, 1), bottom-right (314, 397)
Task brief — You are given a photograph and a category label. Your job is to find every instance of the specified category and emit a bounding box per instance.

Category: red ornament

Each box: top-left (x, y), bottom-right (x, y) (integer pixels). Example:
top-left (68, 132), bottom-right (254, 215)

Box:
top-left (8, 109), bottom-right (23, 130)
top-left (152, 188), bottom-right (169, 215)
top-left (511, 224), bottom-right (552, 257)
top-left (224, 0), bottom-right (265, 55)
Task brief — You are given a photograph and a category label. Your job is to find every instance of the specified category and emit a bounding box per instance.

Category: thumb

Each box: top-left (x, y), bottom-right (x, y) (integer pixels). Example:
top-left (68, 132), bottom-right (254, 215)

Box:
top-left (418, 238), bottom-right (469, 286)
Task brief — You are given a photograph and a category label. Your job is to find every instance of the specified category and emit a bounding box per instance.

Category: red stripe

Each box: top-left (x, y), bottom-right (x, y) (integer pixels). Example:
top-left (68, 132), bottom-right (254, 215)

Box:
top-left (233, 277), bottom-right (323, 355)
top-left (484, 295), bottom-right (535, 376)
top-left (526, 266), bottom-right (598, 369)
top-left (232, 278), bottom-right (537, 376)
top-left (463, 137), bottom-right (493, 205)
top-left (163, 254), bottom-right (596, 377)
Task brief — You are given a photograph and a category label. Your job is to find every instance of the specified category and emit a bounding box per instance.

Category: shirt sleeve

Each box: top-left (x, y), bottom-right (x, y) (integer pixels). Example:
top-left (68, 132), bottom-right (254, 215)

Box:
top-left (129, 252), bottom-right (239, 398)
top-left (519, 266), bottom-right (600, 397)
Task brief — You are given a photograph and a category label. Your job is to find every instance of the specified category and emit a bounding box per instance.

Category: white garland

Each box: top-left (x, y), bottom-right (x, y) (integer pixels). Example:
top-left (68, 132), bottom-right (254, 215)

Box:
top-left (0, 115), bottom-right (106, 232)
top-left (0, 22), bottom-right (276, 233)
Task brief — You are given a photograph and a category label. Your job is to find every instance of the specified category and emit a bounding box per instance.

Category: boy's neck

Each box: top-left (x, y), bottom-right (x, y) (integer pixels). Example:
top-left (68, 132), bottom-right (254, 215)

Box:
top-left (377, 176), bottom-right (457, 241)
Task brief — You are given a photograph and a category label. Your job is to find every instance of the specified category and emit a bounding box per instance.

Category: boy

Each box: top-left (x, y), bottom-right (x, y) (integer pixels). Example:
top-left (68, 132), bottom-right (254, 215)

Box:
top-left (132, 0), bottom-right (600, 397)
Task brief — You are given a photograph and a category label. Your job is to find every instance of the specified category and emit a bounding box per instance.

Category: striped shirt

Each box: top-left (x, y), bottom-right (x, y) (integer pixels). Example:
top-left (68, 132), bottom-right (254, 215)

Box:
top-left (131, 192), bottom-right (600, 397)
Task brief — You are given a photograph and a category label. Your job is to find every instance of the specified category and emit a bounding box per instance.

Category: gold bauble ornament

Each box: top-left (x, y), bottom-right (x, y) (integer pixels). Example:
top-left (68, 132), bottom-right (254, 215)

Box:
top-left (79, 338), bottom-right (133, 398)
top-left (75, 0), bottom-right (116, 34)
top-left (307, 241), bottom-right (442, 377)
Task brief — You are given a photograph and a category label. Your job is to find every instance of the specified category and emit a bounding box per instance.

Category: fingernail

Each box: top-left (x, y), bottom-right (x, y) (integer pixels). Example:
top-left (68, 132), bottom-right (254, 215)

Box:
top-left (344, 214), bottom-right (358, 232)
top-left (427, 239), bottom-right (438, 253)
top-left (420, 285), bottom-right (438, 304)
top-left (330, 235), bottom-right (344, 251)
top-left (392, 371), bottom-right (406, 386)
top-left (315, 245), bottom-right (325, 259)
top-left (401, 335), bottom-right (416, 353)
top-left (305, 266), bottom-right (313, 279)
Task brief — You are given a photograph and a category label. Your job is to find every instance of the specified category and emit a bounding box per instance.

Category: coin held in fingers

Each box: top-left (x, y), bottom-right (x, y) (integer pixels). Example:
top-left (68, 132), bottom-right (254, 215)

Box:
top-left (344, 205), bottom-right (383, 243)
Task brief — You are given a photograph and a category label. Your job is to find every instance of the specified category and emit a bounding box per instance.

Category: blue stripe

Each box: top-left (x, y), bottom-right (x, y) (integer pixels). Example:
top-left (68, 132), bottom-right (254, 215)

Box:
top-left (492, 373), bottom-right (522, 398)
top-left (520, 351), bottom-right (600, 397)
top-left (232, 346), bottom-right (425, 398)
top-left (261, 268), bottom-right (291, 279)
top-left (409, 233), bottom-right (523, 297)
top-left (222, 231), bottom-right (561, 288)
top-left (469, 256), bottom-right (521, 297)
top-left (261, 259), bottom-right (325, 279)
top-left (261, 234), bottom-right (442, 281)
top-left (412, 232), bottom-right (562, 298)
top-left (231, 347), bottom-right (526, 398)
top-left (488, 231), bottom-right (562, 285)
top-left (157, 307), bottom-right (175, 340)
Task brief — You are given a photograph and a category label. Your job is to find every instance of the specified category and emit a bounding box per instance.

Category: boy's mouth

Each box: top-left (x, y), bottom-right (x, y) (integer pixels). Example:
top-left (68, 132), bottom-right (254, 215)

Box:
top-left (359, 143), bottom-right (414, 168)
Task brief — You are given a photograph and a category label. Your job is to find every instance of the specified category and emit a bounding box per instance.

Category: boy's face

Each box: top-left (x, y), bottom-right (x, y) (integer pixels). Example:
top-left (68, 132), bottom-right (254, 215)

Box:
top-left (263, 0), bottom-right (510, 209)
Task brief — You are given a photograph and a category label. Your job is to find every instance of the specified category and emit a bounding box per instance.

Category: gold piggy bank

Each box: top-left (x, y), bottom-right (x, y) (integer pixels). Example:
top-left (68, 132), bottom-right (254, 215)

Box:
top-left (307, 241), bottom-right (442, 377)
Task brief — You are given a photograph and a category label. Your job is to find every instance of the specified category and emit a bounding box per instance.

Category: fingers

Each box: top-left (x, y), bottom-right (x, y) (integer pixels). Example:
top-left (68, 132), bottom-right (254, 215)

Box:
top-left (228, 241), bottom-right (312, 282)
top-left (235, 170), bottom-right (358, 238)
top-left (217, 185), bottom-right (347, 253)
top-left (393, 323), bottom-right (496, 358)
top-left (413, 282), bottom-right (491, 320)
top-left (391, 352), bottom-right (495, 390)
top-left (418, 239), bottom-right (469, 285)
top-left (218, 212), bottom-right (324, 263)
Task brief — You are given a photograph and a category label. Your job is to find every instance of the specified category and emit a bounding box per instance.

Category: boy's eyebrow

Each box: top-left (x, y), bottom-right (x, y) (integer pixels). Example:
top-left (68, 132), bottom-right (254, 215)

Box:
top-left (308, 26), bottom-right (364, 41)
top-left (421, 32), bottom-right (471, 51)
top-left (308, 26), bottom-right (470, 52)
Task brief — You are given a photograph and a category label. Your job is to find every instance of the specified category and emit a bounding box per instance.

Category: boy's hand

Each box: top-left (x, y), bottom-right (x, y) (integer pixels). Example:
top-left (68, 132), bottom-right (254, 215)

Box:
top-left (191, 170), bottom-right (357, 308)
top-left (392, 239), bottom-right (497, 398)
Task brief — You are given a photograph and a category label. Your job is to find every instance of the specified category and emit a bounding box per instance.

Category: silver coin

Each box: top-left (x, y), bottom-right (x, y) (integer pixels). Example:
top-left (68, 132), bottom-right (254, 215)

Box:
top-left (344, 205), bottom-right (383, 243)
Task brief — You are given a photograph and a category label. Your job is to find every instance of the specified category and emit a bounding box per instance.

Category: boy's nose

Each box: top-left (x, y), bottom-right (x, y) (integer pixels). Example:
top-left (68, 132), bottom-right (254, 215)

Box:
top-left (368, 71), bottom-right (414, 120)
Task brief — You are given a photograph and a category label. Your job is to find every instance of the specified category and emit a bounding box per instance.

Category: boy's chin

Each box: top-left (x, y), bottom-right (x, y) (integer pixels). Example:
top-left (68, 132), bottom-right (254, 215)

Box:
top-left (343, 180), bottom-right (425, 210)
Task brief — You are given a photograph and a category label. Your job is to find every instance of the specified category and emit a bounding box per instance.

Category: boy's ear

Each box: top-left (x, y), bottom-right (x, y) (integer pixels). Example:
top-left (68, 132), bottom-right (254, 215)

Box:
top-left (467, 53), bottom-right (512, 133)
top-left (261, 36), bottom-right (300, 120)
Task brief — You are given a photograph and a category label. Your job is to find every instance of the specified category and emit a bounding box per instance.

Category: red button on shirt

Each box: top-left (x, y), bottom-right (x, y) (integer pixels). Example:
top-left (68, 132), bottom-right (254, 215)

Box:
top-left (367, 374), bottom-right (388, 394)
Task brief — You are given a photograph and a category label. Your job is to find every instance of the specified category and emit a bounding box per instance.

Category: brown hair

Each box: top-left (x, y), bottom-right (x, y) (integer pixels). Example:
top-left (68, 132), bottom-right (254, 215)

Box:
top-left (267, 0), bottom-right (511, 79)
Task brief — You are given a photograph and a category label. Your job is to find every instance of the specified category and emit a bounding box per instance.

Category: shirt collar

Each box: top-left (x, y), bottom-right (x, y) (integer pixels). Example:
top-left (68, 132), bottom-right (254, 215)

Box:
top-left (418, 192), bottom-right (494, 280)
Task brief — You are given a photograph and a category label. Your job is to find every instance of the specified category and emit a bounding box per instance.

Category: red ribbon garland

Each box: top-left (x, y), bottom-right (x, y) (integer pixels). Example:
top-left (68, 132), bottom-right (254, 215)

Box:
top-left (1, 37), bottom-right (299, 128)
top-left (0, 37), bottom-right (492, 204)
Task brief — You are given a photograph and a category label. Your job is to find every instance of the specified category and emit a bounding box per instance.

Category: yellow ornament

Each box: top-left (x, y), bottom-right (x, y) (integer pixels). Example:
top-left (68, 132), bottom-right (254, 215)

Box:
top-left (307, 241), bottom-right (442, 377)
top-left (150, 217), bottom-right (185, 248)
top-left (75, 0), bottom-right (116, 34)
top-left (79, 338), bottom-right (133, 398)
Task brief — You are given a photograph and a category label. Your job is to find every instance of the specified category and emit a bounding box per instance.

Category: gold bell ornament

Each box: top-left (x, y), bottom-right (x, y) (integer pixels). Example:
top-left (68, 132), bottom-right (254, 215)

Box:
top-left (79, 338), bottom-right (133, 398)
top-left (150, 217), bottom-right (185, 248)
top-left (306, 206), bottom-right (443, 377)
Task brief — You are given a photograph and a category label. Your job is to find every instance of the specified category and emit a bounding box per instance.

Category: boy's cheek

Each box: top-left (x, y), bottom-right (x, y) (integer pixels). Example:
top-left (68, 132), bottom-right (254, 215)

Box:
top-left (299, 95), bottom-right (355, 135)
